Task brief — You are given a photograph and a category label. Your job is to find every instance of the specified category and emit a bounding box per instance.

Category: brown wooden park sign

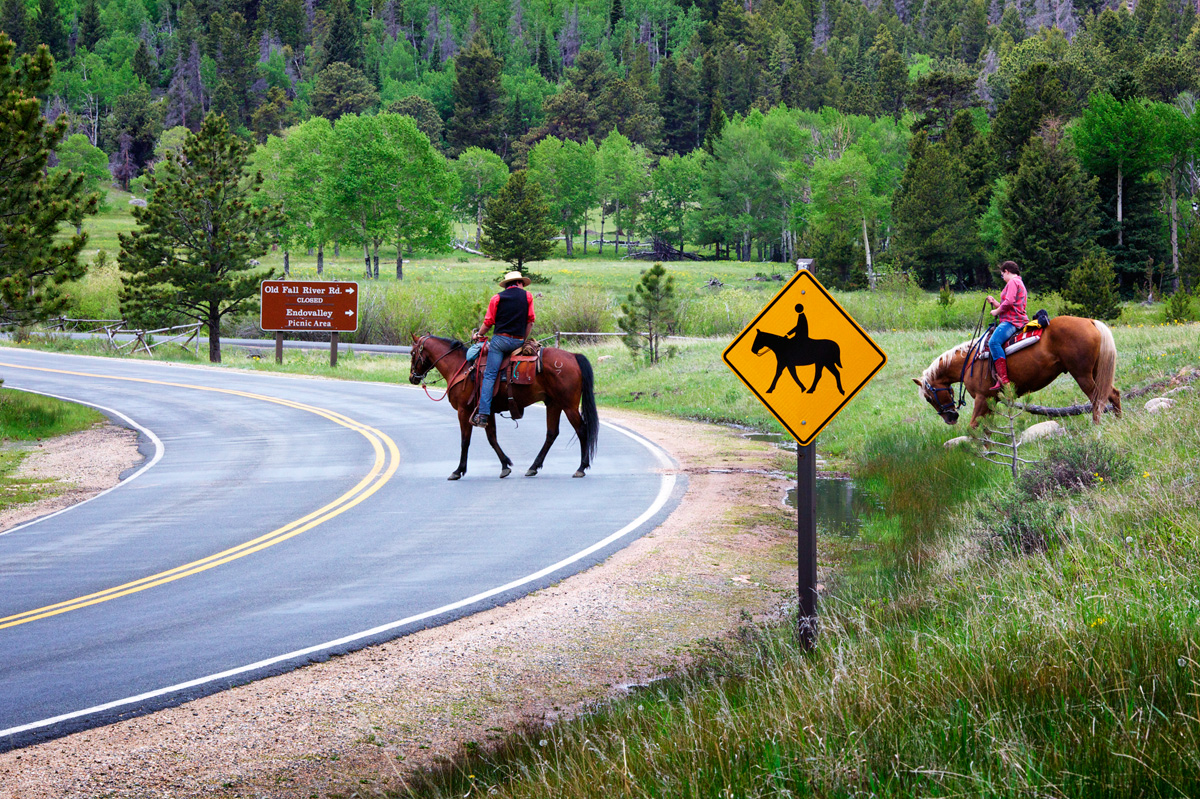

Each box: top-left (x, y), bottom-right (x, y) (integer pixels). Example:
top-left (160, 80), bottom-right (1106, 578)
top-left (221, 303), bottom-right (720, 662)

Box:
top-left (260, 280), bottom-right (359, 366)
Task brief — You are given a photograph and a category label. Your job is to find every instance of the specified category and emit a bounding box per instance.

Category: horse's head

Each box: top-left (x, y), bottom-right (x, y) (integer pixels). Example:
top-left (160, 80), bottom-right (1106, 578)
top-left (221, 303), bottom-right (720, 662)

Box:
top-left (751, 329), bottom-right (768, 355)
top-left (409, 335), bottom-right (431, 385)
top-left (915, 344), bottom-right (971, 425)
top-left (914, 377), bottom-right (960, 425)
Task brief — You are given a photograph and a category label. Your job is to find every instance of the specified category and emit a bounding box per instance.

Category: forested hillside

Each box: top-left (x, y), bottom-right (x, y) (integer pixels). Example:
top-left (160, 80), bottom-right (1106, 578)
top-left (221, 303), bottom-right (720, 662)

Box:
top-left (4, 0), bottom-right (1200, 293)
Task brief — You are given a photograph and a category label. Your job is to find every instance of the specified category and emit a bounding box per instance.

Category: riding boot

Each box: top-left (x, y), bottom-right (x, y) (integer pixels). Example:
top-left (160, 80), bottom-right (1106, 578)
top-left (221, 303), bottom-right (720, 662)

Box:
top-left (989, 357), bottom-right (1009, 391)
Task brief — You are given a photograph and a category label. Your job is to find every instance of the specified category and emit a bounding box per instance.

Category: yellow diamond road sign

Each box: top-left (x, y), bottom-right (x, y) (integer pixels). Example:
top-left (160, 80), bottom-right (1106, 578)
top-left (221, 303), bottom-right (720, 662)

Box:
top-left (723, 270), bottom-right (886, 446)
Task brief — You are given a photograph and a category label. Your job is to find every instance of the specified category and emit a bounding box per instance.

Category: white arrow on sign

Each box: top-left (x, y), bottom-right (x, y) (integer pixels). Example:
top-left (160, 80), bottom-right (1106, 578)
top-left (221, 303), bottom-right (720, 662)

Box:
top-left (345, 310), bottom-right (355, 316)
top-left (345, 288), bottom-right (355, 294)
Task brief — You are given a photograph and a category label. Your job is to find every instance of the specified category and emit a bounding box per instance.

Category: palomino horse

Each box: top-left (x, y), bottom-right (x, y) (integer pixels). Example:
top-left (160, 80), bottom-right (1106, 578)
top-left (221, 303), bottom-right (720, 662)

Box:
top-left (409, 335), bottom-right (599, 479)
top-left (915, 316), bottom-right (1121, 427)
top-left (750, 329), bottom-right (845, 395)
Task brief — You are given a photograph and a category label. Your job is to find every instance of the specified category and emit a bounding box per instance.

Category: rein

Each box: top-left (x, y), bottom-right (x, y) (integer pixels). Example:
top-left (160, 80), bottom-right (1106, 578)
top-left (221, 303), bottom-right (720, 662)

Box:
top-left (956, 301), bottom-right (992, 409)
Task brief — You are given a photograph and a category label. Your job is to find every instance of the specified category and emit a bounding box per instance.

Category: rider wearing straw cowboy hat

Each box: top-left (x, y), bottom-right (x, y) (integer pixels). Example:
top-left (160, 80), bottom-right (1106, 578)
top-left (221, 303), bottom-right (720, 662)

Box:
top-left (470, 271), bottom-right (536, 427)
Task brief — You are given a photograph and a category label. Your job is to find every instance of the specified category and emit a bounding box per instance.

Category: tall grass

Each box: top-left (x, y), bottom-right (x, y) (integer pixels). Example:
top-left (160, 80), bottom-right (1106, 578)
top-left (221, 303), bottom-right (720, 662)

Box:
top-left (401, 384), bottom-right (1200, 799)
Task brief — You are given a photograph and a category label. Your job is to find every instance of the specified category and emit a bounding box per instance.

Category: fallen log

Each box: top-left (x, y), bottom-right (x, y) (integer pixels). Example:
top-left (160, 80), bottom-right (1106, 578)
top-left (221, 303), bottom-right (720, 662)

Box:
top-left (452, 240), bottom-right (488, 257)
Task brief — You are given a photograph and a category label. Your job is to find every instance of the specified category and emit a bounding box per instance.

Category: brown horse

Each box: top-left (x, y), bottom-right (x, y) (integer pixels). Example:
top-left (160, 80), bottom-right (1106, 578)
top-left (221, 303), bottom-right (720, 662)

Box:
top-left (914, 316), bottom-right (1121, 427)
top-left (409, 335), bottom-right (599, 480)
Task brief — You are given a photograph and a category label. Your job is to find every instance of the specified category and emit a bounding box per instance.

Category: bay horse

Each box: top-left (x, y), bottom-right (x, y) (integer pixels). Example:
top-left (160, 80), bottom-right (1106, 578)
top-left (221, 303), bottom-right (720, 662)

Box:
top-left (914, 316), bottom-right (1121, 427)
top-left (750, 329), bottom-right (845, 395)
top-left (409, 335), bottom-right (599, 480)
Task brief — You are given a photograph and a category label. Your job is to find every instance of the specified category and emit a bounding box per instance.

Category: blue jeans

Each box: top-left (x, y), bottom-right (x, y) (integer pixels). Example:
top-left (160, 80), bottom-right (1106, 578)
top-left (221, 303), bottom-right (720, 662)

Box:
top-left (478, 334), bottom-right (524, 417)
top-left (989, 321), bottom-right (1016, 361)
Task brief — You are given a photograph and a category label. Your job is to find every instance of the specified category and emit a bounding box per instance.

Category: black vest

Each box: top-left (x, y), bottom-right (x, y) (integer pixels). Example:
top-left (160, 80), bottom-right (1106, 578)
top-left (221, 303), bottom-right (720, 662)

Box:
top-left (494, 286), bottom-right (530, 338)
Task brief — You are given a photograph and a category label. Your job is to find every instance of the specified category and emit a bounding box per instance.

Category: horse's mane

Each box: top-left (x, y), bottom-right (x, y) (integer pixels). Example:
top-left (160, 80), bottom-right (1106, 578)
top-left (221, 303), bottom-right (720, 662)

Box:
top-left (919, 340), bottom-right (974, 387)
top-left (427, 335), bottom-right (465, 351)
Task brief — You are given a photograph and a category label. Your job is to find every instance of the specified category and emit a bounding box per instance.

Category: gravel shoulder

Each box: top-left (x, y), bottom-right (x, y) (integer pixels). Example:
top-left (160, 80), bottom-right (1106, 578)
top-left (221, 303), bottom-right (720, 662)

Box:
top-left (0, 410), bottom-right (804, 798)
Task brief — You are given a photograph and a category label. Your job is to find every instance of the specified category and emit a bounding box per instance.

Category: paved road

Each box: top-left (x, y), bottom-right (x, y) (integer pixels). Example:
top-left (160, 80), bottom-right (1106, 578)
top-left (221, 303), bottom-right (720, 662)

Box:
top-left (0, 349), bottom-right (680, 750)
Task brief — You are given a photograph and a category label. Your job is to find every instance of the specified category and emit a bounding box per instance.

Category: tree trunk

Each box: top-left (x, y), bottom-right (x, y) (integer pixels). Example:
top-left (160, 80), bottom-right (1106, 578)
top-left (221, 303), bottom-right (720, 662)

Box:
top-left (363, 241), bottom-right (371, 276)
top-left (396, 252), bottom-right (403, 280)
top-left (599, 207), bottom-right (605, 254)
top-left (207, 309), bottom-right (221, 363)
top-left (476, 203), bottom-right (483, 247)
top-left (615, 199), bottom-right (621, 255)
top-left (334, 242), bottom-right (340, 257)
top-left (317, 243), bottom-right (324, 275)
top-left (372, 240), bottom-right (380, 279)
top-left (1170, 171), bottom-right (1179, 292)
top-left (1117, 166), bottom-right (1123, 247)
top-left (582, 210), bottom-right (587, 254)
top-left (283, 250), bottom-right (290, 276)
top-left (862, 215), bottom-right (875, 290)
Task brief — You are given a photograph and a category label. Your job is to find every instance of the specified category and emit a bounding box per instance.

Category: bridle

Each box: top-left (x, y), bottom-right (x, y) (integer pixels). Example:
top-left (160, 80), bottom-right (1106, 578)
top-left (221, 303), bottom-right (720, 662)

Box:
top-left (924, 381), bottom-right (959, 416)
top-left (411, 335), bottom-right (471, 401)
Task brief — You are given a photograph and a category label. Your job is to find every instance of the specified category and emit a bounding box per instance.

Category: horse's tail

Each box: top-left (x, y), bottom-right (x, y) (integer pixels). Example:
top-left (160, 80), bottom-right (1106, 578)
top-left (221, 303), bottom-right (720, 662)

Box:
top-left (1091, 319), bottom-right (1117, 417)
top-left (577, 353), bottom-right (599, 463)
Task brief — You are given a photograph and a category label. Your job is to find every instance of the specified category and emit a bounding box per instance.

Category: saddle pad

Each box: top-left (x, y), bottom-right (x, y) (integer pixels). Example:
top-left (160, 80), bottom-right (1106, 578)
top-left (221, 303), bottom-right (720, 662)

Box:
top-left (977, 327), bottom-right (1044, 360)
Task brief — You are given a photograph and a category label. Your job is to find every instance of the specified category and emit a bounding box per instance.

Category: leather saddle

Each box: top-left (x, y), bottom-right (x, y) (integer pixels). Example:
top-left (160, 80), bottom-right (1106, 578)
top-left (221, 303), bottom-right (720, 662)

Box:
top-left (467, 342), bottom-right (542, 419)
top-left (979, 310), bottom-right (1050, 361)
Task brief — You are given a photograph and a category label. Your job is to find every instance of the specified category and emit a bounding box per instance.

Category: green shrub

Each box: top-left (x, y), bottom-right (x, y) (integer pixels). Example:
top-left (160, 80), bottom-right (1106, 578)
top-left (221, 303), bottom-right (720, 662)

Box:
top-left (535, 285), bottom-right (612, 336)
top-left (980, 490), bottom-right (1068, 553)
top-left (1162, 289), bottom-right (1195, 323)
top-left (1062, 250), bottom-right (1121, 321)
top-left (1017, 434), bottom-right (1133, 499)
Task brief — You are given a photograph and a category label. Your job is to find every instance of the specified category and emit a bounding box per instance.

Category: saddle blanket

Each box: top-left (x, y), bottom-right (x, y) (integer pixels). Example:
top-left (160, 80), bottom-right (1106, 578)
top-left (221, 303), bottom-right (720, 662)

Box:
top-left (976, 326), bottom-right (1044, 360)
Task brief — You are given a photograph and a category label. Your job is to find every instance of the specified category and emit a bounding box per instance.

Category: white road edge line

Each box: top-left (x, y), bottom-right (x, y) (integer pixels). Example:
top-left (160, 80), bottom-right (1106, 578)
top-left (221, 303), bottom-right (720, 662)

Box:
top-left (0, 388), bottom-right (165, 538)
top-left (0, 419), bottom-right (676, 741)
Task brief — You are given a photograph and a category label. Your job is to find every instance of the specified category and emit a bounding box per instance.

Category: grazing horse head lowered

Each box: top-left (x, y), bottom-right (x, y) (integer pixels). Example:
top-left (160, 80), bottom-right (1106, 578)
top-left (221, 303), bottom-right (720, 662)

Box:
top-left (914, 316), bottom-right (1122, 428)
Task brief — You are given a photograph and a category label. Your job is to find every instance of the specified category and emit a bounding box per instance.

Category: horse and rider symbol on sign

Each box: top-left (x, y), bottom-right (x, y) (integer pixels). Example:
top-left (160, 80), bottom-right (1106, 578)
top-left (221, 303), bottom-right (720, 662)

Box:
top-left (723, 270), bottom-right (885, 446)
top-left (751, 302), bottom-right (845, 396)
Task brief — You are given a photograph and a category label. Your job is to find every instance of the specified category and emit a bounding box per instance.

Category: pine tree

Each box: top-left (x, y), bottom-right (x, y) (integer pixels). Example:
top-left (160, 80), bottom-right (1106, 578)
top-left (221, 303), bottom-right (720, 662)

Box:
top-left (323, 0), bottom-right (364, 69)
top-left (891, 134), bottom-right (983, 288)
top-left (118, 114), bottom-right (282, 363)
top-left (609, 0), bottom-right (623, 31)
top-left (0, 0), bottom-right (29, 54)
top-left (1062, 250), bottom-right (1122, 321)
top-left (0, 35), bottom-right (98, 326)
top-left (1001, 121), bottom-right (1099, 292)
top-left (77, 0), bottom-right (104, 51)
top-left (480, 171), bottom-right (557, 271)
top-left (33, 0), bottom-right (67, 60)
top-left (618, 262), bottom-right (676, 364)
top-left (448, 37), bottom-right (506, 156)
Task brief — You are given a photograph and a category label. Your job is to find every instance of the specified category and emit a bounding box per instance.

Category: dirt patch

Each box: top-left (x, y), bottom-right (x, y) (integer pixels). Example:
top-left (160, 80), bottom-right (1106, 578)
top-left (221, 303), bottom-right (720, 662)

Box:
top-left (0, 411), bottom-right (806, 798)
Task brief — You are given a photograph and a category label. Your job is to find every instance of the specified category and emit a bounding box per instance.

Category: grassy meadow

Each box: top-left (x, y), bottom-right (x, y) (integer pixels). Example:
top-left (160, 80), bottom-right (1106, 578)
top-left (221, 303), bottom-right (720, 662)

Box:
top-left (0, 389), bottom-right (106, 512)
top-left (33, 187), bottom-right (1200, 796)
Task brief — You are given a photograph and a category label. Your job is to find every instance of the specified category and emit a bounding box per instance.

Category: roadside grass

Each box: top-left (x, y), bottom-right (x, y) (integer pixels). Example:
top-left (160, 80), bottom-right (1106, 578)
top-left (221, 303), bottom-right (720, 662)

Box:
top-left (396, 342), bottom-right (1200, 798)
top-left (0, 389), bottom-right (105, 512)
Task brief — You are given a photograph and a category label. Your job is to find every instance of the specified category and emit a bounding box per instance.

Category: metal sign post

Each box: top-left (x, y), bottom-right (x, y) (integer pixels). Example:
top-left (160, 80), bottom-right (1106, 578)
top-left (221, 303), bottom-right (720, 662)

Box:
top-left (797, 442), bottom-right (818, 648)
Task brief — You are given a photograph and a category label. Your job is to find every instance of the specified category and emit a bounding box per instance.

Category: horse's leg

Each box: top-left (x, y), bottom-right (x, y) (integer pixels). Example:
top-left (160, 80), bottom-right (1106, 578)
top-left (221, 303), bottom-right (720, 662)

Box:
top-left (786, 365), bottom-right (807, 392)
top-left (828, 363), bottom-right (845, 395)
top-left (806, 364), bottom-right (823, 393)
top-left (450, 409), bottom-right (472, 480)
top-left (1109, 386), bottom-right (1122, 418)
top-left (766, 362), bottom-right (787, 393)
top-left (967, 393), bottom-right (990, 428)
top-left (564, 406), bottom-right (589, 478)
top-left (526, 404), bottom-right (561, 477)
top-left (483, 417), bottom-right (513, 478)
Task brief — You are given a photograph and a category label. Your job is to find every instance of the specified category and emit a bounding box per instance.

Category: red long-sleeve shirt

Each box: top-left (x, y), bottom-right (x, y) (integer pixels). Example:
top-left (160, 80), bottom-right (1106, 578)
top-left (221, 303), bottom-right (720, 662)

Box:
top-left (995, 277), bottom-right (1028, 325)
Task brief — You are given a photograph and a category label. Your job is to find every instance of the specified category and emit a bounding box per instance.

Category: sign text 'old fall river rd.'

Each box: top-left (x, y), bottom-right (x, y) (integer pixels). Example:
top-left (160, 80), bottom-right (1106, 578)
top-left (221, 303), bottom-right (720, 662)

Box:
top-left (260, 280), bottom-right (360, 333)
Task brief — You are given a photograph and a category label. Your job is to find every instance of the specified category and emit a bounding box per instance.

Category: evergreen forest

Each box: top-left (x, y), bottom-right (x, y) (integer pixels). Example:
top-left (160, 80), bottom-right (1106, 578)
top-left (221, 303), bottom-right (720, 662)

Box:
top-left (4, 0), bottom-right (1200, 295)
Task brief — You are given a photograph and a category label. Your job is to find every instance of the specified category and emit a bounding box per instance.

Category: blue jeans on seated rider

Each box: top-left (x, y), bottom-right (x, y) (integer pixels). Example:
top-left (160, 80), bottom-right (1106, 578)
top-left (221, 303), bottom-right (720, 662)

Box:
top-left (989, 321), bottom-right (1017, 362)
top-left (478, 334), bottom-right (525, 417)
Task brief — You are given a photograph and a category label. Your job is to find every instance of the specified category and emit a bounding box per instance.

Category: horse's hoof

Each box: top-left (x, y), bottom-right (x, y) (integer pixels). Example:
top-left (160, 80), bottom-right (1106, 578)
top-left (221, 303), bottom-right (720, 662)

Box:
top-left (525, 468), bottom-right (538, 477)
top-left (500, 467), bottom-right (511, 478)
top-left (448, 472), bottom-right (462, 481)
top-left (573, 470), bottom-right (586, 478)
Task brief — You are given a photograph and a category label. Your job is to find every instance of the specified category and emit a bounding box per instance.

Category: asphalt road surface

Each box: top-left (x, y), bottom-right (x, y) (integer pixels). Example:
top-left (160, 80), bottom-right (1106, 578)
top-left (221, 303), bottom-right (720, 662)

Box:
top-left (0, 349), bottom-right (680, 750)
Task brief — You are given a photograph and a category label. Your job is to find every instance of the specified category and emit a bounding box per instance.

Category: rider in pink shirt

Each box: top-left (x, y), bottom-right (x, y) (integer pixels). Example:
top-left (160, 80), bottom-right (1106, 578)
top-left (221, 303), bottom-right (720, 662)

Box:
top-left (986, 260), bottom-right (1029, 390)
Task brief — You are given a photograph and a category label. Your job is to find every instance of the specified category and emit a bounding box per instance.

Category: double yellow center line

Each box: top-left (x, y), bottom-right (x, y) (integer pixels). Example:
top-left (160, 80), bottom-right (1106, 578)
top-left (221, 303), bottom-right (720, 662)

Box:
top-left (0, 361), bottom-right (400, 631)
